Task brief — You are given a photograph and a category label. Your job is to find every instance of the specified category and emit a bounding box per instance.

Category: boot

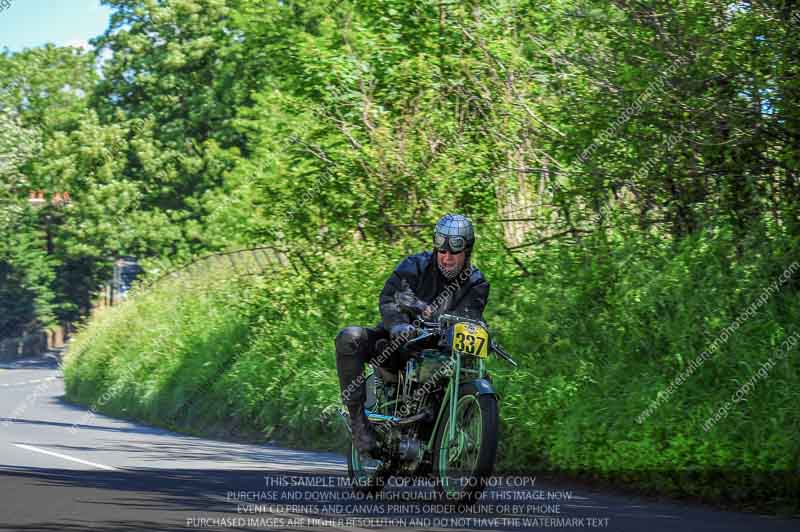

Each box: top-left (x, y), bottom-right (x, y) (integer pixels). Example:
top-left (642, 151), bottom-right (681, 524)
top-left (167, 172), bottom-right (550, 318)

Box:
top-left (346, 401), bottom-right (379, 458)
top-left (335, 327), bottom-right (380, 458)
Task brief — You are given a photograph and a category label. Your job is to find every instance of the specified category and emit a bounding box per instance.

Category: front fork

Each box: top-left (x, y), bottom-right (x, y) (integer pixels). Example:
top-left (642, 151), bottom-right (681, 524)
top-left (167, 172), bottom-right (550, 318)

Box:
top-left (447, 352), bottom-right (462, 444)
top-left (433, 353), bottom-right (486, 455)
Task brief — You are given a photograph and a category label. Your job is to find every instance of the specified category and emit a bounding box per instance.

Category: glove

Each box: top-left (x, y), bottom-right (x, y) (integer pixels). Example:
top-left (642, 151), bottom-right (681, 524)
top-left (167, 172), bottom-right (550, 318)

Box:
top-left (394, 279), bottom-right (431, 316)
top-left (390, 323), bottom-right (417, 343)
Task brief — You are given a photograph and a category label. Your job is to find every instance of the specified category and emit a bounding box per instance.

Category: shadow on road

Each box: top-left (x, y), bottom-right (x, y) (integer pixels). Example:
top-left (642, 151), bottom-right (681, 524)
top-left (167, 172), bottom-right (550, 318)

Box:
top-left (2, 465), bottom-right (799, 532)
top-left (0, 466), bottom-right (355, 531)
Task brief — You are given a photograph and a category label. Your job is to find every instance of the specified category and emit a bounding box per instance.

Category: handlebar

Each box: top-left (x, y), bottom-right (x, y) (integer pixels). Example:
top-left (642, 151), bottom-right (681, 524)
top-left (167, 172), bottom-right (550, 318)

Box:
top-left (491, 340), bottom-right (518, 367)
top-left (400, 330), bottom-right (438, 352)
top-left (395, 315), bottom-right (518, 368)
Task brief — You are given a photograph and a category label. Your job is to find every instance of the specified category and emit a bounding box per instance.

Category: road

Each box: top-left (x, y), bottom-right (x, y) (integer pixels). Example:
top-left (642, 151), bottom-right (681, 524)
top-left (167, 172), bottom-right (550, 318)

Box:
top-left (0, 353), bottom-right (797, 531)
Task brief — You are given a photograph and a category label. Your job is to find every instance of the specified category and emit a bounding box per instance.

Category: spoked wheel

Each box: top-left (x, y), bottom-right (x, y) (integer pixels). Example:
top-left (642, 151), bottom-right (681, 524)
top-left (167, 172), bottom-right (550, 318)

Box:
top-left (347, 439), bottom-right (391, 496)
top-left (433, 383), bottom-right (498, 506)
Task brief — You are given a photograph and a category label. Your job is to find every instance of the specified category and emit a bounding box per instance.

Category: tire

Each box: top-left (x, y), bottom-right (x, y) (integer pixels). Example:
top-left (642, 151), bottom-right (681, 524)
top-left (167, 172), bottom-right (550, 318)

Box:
top-left (347, 440), bottom-right (390, 497)
top-left (432, 382), bottom-right (498, 506)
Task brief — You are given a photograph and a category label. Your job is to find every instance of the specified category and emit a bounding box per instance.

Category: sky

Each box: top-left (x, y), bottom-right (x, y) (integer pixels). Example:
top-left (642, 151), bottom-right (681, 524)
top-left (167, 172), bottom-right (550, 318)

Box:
top-left (0, 0), bottom-right (113, 53)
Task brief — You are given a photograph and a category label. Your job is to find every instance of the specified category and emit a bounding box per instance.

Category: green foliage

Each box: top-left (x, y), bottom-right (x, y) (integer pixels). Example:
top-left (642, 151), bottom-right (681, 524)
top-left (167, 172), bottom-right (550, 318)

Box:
top-left (492, 228), bottom-right (799, 507)
top-left (0, 94), bottom-right (53, 336)
top-left (5, 0), bottom-right (799, 334)
top-left (0, 209), bottom-right (55, 337)
top-left (63, 231), bottom-right (800, 509)
top-left (62, 241), bottom-right (398, 446)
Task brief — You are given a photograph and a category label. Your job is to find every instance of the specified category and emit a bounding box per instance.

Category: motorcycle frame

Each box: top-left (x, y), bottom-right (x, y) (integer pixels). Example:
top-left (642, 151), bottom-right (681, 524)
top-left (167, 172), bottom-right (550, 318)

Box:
top-left (423, 317), bottom-right (490, 458)
top-left (363, 315), bottom-right (497, 468)
top-left (424, 353), bottom-right (489, 452)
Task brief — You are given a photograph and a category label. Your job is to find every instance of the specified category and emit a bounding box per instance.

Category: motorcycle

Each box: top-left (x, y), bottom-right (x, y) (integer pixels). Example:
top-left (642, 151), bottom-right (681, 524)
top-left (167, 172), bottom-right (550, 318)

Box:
top-left (340, 312), bottom-right (518, 506)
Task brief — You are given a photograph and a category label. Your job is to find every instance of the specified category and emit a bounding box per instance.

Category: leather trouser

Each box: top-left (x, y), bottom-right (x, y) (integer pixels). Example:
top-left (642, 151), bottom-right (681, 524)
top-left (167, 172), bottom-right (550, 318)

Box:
top-left (334, 325), bottom-right (393, 406)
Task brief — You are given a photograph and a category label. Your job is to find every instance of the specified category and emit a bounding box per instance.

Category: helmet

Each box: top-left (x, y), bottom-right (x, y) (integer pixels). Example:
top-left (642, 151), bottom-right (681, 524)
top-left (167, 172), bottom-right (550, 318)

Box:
top-left (433, 214), bottom-right (475, 256)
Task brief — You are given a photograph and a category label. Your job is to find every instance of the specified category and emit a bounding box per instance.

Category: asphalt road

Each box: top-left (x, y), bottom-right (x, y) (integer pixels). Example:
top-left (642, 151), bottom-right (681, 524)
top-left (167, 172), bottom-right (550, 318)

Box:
top-left (0, 353), bottom-right (797, 532)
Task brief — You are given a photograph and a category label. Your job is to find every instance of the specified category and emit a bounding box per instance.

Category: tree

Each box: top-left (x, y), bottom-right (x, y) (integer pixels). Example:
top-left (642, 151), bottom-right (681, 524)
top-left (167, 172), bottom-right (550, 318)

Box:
top-left (0, 110), bottom-right (53, 338)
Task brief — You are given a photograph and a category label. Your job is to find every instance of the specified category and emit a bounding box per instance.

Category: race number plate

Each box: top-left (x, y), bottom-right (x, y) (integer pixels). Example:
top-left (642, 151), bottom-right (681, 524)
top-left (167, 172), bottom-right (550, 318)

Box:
top-left (452, 322), bottom-right (489, 358)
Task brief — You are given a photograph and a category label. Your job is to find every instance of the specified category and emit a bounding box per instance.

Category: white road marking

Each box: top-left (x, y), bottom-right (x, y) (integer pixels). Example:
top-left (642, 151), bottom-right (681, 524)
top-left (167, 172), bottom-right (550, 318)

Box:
top-left (14, 443), bottom-right (119, 471)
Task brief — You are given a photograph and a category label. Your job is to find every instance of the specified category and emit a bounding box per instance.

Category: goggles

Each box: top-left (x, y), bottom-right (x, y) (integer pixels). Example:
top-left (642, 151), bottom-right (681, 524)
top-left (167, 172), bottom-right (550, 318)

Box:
top-left (434, 232), bottom-right (467, 254)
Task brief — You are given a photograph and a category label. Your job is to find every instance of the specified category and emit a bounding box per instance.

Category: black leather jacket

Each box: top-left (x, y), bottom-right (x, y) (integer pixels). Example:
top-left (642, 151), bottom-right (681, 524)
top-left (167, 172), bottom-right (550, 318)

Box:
top-left (377, 251), bottom-right (490, 331)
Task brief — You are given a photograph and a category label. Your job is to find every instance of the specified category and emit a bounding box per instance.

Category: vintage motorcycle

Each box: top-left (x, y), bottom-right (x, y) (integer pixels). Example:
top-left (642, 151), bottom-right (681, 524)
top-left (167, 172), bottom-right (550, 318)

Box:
top-left (340, 312), bottom-right (517, 505)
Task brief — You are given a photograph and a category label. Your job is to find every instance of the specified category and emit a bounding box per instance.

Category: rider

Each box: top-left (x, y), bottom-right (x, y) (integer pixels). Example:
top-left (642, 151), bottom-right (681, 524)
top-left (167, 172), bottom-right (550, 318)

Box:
top-left (334, 214), bottom-right (490, 457)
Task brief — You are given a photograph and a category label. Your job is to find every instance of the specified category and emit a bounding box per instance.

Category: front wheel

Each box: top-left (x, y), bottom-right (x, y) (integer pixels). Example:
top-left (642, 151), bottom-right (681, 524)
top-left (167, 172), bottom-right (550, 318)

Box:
top-left (433, 383), bottom-right (498, 506)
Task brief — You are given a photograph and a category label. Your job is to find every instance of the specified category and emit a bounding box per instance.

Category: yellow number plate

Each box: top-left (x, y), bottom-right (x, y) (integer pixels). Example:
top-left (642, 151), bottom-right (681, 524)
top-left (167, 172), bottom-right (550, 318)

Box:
top-left (452, 322), bottom-right (489, 358)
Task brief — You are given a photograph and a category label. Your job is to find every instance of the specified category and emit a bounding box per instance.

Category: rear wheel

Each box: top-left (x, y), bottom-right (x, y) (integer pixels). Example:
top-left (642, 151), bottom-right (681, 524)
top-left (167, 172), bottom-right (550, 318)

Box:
top-left (433, 383), bottom-right (498, 506)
